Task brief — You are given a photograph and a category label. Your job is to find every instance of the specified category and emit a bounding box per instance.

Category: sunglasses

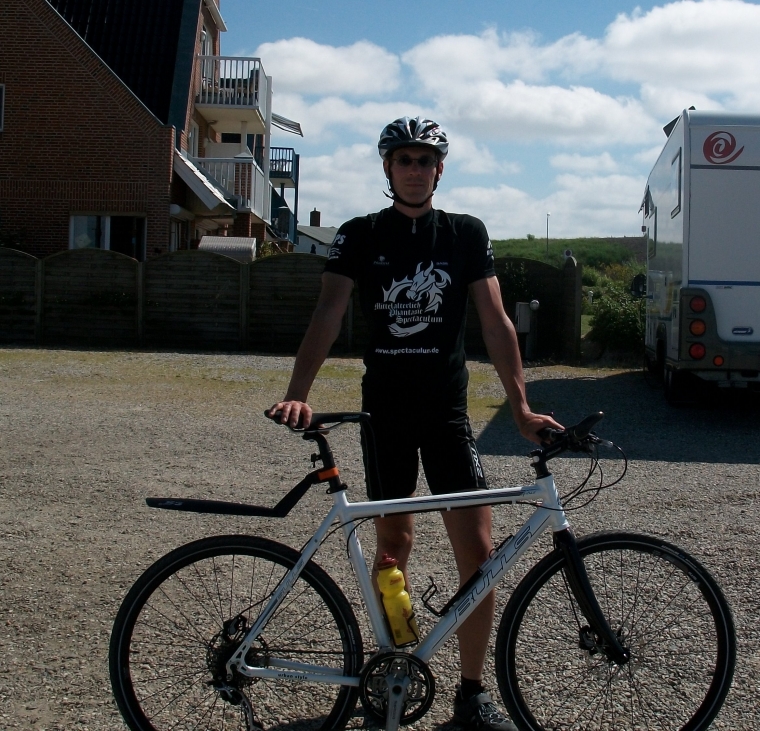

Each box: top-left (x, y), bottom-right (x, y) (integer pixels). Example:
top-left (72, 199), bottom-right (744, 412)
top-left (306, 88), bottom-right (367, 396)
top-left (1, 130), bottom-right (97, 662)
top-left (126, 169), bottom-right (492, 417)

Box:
top-left (392, 154), bottom-right (438, 169)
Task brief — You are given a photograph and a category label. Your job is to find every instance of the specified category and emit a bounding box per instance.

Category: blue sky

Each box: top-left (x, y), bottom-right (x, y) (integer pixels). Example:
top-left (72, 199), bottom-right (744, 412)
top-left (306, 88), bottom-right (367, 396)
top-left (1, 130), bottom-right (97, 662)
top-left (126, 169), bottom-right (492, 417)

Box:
top-left (220, 0), bottom-right (760, 239)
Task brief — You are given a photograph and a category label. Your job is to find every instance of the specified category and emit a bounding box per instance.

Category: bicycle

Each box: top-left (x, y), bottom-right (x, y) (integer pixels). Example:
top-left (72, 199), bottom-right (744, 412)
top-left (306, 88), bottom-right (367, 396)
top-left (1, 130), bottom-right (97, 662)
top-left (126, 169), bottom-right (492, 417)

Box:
top-left (109, 411), bottom-right (736, 731)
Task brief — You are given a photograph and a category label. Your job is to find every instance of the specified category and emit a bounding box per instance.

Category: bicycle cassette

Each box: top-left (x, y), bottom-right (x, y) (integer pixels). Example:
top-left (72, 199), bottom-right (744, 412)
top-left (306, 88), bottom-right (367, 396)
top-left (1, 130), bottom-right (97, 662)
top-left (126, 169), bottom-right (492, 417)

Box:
top-left (359, 652), bottom-right (435, 726)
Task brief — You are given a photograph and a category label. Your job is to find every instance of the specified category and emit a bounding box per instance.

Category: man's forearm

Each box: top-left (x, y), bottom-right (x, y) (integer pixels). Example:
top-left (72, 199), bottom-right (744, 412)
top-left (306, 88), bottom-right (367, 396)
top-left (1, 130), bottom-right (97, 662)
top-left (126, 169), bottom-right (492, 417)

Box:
top-left (481, 318), bottom-right (531, 424)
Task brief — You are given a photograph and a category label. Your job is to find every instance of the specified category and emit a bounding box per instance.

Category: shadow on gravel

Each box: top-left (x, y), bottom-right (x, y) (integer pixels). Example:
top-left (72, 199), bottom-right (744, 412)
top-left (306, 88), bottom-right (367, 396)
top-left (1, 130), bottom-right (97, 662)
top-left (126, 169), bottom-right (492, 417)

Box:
top-left (477, 369), bottom-right (760, 464)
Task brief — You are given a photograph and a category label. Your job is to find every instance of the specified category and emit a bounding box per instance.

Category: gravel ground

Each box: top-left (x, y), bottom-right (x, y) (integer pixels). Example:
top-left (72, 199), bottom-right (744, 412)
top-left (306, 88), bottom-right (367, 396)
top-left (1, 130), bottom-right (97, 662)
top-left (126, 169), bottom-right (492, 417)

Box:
top-left (0, 347), bottom-right (758, 730)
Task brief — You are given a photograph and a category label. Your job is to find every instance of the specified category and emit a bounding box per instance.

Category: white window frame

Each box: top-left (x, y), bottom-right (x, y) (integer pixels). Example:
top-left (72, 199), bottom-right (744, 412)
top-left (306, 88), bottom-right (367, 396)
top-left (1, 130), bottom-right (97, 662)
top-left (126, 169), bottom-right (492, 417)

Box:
top-left (189, 120), bottom-right (200, 157)
top-left (69, 215), bottom-right (146, 261)
top-left (69, 215), bottom-right (110, 250)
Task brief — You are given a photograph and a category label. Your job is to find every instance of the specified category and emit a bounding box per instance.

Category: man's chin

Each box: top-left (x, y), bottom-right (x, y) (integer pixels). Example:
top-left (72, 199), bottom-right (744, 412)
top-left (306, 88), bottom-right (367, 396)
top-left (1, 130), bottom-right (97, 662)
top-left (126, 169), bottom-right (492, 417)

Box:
top-left (397, 190), bottom-right (431, 206)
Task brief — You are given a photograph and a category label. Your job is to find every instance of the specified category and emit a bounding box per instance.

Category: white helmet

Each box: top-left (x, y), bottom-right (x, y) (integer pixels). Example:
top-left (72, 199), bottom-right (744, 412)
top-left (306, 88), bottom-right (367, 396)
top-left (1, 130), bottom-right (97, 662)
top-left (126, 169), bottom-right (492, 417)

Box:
top-left (378, 117), bottom-right (449, 159)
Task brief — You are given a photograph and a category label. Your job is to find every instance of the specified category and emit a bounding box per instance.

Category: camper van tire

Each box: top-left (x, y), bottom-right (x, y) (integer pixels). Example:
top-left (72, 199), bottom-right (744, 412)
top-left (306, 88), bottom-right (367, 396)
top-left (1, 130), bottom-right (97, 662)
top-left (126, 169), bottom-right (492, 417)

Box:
top-left (664, 367), bottom-right (694, 407)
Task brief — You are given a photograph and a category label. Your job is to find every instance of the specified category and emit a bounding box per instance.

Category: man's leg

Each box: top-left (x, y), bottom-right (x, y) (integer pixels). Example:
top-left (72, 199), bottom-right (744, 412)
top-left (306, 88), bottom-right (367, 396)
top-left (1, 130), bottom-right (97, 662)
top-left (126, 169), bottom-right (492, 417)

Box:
top-left (373, 513), bottom-right (415, 588)
top-left (441, 505), bottom-right (494, 680)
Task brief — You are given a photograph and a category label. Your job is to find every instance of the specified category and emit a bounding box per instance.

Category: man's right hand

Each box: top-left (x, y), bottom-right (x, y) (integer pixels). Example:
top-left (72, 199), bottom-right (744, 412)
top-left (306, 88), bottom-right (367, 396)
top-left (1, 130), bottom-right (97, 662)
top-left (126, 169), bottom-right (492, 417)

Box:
top-left (267, 400), bottom-right (313, 429)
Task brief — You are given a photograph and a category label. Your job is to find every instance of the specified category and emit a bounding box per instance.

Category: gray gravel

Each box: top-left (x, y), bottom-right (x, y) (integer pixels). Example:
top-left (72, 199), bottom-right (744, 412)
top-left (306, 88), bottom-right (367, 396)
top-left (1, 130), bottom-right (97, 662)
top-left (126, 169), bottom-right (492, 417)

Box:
top-left (0, 348), bottom-right (758, 730)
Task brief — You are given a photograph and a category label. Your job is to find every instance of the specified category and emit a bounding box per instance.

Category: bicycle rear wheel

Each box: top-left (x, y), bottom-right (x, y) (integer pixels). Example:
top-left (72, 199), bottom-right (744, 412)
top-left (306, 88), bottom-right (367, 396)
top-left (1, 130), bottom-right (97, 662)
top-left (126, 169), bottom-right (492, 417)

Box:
top-left (496, 531), bottom-right (735, 731)
top-left (110, 535), bottom-right (364, 731)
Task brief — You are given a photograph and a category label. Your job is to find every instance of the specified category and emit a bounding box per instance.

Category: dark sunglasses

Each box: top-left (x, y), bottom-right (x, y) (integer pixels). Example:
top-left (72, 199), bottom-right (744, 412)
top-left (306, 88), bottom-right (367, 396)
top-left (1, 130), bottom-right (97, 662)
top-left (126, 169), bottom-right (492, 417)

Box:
top-left (392, 154), bottom-right (438, 169)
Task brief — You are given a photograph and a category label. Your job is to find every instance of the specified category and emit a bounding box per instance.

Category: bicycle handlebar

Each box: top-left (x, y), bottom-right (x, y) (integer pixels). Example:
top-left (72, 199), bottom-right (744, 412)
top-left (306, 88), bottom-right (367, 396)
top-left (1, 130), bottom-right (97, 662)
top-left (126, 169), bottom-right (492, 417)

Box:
top-left (265, 409), bottom-right (371, 433)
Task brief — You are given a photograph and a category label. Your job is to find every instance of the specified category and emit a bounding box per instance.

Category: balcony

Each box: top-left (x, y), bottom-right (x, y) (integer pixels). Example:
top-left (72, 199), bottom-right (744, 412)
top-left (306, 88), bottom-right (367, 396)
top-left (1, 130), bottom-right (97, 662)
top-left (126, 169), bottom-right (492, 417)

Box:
top-left (194, 56), bottom-right (270, 134)
top-left (190, 156), bottom-right (271, 221)
top-left (268, 147), bottom-right (299, 189)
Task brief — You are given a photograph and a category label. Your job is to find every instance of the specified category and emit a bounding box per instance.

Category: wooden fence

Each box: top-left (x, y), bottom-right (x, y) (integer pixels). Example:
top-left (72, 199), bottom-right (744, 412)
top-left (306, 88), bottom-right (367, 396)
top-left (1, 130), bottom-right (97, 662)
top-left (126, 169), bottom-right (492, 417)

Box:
top-left (0, 248), bottom-right (581, 359)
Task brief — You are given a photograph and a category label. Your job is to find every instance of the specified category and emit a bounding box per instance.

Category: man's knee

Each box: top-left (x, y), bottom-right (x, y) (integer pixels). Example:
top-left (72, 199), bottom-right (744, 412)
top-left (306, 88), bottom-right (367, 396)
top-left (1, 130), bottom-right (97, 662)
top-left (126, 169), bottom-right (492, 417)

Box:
top-left (374, 516), bottom-right (414, 562)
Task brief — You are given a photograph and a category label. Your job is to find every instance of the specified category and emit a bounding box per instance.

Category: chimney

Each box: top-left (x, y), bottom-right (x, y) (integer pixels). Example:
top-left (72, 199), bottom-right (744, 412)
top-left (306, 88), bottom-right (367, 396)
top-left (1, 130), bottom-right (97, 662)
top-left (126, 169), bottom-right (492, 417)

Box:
top-left (309, 208), bottom-right (321, 227)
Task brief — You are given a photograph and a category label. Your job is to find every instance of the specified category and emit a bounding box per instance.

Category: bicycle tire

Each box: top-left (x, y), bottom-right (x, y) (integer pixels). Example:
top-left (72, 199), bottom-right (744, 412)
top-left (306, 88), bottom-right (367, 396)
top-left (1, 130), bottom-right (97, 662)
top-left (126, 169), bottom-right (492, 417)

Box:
top-left (496, 531), bottom-right (735, 731)
top-left (110, 535), bottom-right (364, 731)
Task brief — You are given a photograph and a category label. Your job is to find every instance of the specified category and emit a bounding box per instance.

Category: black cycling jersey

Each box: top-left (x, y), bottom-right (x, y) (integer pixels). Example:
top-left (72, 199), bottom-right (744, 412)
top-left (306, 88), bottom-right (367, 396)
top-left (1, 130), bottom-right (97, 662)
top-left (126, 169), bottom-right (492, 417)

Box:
top-left (325, 206), bottom-right (495, 400)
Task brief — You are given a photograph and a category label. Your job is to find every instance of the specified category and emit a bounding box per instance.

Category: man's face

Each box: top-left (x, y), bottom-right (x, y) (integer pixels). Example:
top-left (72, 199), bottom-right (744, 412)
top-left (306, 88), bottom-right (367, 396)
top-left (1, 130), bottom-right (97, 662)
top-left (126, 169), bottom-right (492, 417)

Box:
top-left (383, 147), bottom-right (444, 205)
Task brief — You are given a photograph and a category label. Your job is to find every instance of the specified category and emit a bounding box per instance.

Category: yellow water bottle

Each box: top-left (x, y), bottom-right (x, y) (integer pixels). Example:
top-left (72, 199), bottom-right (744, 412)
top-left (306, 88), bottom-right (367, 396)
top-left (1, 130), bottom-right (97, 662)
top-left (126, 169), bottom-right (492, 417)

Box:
top-left (377, 554), bottom-right (419, 647)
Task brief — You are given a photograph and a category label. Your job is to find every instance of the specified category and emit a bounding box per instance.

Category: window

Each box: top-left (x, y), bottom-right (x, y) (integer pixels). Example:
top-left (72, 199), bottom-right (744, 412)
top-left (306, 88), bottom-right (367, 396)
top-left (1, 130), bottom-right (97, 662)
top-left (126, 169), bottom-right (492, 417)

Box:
top-left (69, 215), bottom-right (146, 261)
top-left (170, 219), bottom-right (189, 252)
top-left (221, 132), bottom-right (255, 152)
top-left (188, 120), bottom-right (200, 157)
top-left (670, 148), bottom-right (682, 218)
top-left (0, 84), bottom-right (5, 132)
top-left (647, 207), bottom-right (657, 259)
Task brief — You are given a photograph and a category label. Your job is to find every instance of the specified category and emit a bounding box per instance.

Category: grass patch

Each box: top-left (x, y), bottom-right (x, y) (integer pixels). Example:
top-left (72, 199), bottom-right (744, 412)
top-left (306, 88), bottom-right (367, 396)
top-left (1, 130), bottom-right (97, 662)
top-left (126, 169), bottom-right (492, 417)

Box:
top-left (492, 237), bottom-right (640, 269)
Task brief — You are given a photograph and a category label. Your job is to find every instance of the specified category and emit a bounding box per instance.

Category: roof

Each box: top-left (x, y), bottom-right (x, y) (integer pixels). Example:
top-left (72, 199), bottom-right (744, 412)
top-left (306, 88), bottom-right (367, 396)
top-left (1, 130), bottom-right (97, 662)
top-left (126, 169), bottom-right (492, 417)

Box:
top-left (174, 152), bottom-right (235, 212)
top-left (46, 0), bottom-right (200, 127)
top-left (297, 226), bottom-right (338, 245)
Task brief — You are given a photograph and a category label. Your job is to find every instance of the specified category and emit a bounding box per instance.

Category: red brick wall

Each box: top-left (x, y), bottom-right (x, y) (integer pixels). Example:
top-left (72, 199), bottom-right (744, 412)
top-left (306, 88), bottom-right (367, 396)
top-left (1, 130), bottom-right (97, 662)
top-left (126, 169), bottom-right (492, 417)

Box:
top-left (0, 0), bottom-right (175, 258)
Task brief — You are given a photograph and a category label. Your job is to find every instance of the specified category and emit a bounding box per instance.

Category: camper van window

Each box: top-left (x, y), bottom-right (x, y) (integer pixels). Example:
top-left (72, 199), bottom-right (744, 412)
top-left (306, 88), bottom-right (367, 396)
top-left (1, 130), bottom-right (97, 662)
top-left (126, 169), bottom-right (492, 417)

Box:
top-left (648, 207), bottom-right (657, 259)
top-left (670, 149), bottom-right (682, 218)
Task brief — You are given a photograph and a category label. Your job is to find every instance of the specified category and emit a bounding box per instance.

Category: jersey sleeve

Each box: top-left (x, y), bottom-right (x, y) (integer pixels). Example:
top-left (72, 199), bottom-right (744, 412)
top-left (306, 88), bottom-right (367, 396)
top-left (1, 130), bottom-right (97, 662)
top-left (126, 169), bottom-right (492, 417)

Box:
top-left (323, 218), bottom-right (366, 280)
top-left (462, 216), bottom-right (496, 284)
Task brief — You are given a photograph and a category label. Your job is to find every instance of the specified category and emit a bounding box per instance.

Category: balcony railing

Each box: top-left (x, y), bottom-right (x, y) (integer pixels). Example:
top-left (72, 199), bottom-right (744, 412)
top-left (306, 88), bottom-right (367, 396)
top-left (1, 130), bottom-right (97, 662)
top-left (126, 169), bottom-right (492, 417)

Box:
top-left (194, 56), bottom-right (270, 129)
top-left (269, 147), bottom-right (295, 176)
top-left (190, 156), bottom-right (270, 221)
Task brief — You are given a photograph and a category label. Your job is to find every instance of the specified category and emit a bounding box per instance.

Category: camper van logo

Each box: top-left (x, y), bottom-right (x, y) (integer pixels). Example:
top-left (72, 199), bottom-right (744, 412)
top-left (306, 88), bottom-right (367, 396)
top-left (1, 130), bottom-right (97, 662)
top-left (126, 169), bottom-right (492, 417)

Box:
top-left (703, 131), bottom-right (744, 165)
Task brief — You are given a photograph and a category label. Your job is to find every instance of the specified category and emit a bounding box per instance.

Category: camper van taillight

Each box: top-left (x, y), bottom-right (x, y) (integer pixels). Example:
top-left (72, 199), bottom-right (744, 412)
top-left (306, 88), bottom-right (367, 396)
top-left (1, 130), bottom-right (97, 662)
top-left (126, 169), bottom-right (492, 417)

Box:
top-left (689, 296), bottom-right (707, 313)
top-left (689, 343), bottom-right (706, 360)
top-left (713, 355), bottom-right (725, 367)
top-left (689, 320), bottom-right (706, 336)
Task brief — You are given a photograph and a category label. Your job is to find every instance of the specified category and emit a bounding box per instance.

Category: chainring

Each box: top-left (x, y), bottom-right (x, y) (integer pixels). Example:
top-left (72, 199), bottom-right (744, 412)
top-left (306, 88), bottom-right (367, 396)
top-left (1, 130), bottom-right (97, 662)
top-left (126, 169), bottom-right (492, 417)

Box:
top-left (359, 652), bottom-right (435, 726)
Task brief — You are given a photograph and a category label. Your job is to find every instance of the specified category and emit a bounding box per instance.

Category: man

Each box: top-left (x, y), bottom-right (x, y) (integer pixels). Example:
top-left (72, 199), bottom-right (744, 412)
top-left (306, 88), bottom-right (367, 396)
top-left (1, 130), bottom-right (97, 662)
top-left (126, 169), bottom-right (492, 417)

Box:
top-left (269, 116), bottom-right (562, 731)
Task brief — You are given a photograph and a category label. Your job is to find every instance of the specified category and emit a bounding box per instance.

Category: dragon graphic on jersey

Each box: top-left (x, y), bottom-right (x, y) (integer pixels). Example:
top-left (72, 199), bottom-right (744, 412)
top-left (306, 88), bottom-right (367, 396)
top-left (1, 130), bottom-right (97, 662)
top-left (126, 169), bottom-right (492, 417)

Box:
top-left (382, 262), bottom-right (451, 337)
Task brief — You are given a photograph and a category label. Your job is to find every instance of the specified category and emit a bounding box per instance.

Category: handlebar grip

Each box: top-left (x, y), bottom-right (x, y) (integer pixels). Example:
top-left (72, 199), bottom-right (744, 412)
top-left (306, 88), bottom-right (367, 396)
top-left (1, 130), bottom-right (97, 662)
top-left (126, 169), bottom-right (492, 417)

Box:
top-left (568, 412), bottom-right (604, 441)
top-left (537, 426), bottom-right (564, 444)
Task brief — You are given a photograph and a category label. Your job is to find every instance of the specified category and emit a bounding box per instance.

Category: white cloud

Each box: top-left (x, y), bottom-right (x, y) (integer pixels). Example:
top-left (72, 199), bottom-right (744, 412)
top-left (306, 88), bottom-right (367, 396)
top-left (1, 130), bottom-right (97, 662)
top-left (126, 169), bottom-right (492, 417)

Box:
top-left (442, 80), bottom-right (660, 145)
top-left (269, 94), bottom-right (424, 142)
top-left (251, 1), bottom-right (760, 241)
top-left (602, 0), bottom-right (760, 102)
top-left (436, 173), bottom-right (644, 239)
top-left (632, 144), bottom-right (668, 167)
top-left (446, 136), bottom-right (520, 175)
top-left (638, 84), bottom-right (722, 118)
top-left (550, 152), bottom-right (618, 174)
top-left (401, 27), bottom-right (599, 85)
top-left (296, 145), bottom-right (390, 227)
top-left (400, 0), bottom-right (760, 140)
top-left (254, 38), bottom-right (401, 96)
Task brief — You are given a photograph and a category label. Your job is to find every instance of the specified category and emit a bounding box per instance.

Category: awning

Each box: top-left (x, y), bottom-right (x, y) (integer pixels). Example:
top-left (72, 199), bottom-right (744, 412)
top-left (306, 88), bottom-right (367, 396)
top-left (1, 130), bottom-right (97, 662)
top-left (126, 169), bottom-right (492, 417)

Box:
top-left (173, 152), bottom-right (235, 213)
top-left (272, 113), bottom-right (303, 137)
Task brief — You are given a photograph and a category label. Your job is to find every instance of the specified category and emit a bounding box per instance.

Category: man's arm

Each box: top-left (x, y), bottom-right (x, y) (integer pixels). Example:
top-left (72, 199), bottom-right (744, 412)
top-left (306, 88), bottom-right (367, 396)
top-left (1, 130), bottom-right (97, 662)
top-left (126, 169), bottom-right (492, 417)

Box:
top-left (268, 272), bottom-right (354, 428)
top-left (469, 276), bottom-right (563, 442)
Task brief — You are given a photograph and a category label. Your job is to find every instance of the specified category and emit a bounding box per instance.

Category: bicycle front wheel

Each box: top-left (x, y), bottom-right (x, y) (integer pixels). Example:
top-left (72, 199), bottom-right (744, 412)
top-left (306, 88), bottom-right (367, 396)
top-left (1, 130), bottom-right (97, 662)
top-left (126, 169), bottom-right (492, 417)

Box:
top-left (110, 535), bottom-right (364, 731)
top-left (496, 531), bottom-right (735, 731)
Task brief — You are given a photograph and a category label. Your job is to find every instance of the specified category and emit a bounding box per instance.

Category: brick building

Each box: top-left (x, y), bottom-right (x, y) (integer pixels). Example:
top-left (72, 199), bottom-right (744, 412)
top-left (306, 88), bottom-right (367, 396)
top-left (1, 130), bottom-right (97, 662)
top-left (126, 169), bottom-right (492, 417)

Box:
top-left (0, 0), bottom-right (301, 260)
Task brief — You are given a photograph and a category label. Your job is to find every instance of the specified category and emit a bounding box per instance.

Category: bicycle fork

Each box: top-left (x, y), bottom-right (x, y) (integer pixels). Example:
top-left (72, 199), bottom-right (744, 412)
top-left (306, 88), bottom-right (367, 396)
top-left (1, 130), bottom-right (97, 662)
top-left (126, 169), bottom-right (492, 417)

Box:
top-left (553, 528), bottom-right (631, 665)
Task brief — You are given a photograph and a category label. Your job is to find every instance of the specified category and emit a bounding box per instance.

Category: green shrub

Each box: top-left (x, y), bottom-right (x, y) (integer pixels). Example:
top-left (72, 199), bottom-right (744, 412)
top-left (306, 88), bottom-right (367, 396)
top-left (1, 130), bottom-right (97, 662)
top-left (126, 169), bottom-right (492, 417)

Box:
top-left (588, 283), bottom-right (645, 353)
top-left (582, 269), bottom-right (601, 287)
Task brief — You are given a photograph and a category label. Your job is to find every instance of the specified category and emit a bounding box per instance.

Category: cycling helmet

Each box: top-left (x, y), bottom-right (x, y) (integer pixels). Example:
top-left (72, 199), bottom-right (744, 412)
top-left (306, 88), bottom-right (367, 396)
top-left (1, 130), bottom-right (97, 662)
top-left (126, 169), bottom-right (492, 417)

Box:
top-left (378, 117), bottom-right (449, 160)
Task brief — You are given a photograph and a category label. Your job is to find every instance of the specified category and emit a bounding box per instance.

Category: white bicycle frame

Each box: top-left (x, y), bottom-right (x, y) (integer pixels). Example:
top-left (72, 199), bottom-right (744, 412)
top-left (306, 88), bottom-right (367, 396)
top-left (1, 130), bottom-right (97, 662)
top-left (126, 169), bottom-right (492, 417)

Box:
top-left (226, 472), bottom-right (570, 686)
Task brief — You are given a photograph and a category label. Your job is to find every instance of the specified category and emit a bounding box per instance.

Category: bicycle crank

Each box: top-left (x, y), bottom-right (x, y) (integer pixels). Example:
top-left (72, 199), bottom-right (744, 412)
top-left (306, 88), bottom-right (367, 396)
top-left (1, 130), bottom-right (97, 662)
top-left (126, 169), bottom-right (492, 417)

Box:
top-left (359, 652), bottom-right (435, 727)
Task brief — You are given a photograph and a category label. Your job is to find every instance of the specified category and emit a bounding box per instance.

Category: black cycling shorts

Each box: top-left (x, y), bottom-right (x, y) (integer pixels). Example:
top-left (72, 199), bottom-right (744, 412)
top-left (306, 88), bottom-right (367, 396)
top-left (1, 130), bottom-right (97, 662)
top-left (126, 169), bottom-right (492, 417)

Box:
top-left (359, 399), bottom-right (488, 500)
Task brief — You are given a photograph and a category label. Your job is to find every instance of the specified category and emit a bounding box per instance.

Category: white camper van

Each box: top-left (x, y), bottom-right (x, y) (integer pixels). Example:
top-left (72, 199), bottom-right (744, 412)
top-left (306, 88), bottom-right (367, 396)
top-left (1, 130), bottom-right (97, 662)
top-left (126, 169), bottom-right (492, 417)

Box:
top-left (642, 110), bottom-right (760, 403)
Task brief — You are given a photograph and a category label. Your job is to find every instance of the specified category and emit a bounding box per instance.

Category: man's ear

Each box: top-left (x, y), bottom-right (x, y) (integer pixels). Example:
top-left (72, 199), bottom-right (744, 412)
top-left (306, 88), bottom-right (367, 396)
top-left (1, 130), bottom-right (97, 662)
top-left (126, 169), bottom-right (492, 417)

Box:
top-left (436, 160), bottom-right (444, 183)
top-left (382, 158), bottom-right (391, 179)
